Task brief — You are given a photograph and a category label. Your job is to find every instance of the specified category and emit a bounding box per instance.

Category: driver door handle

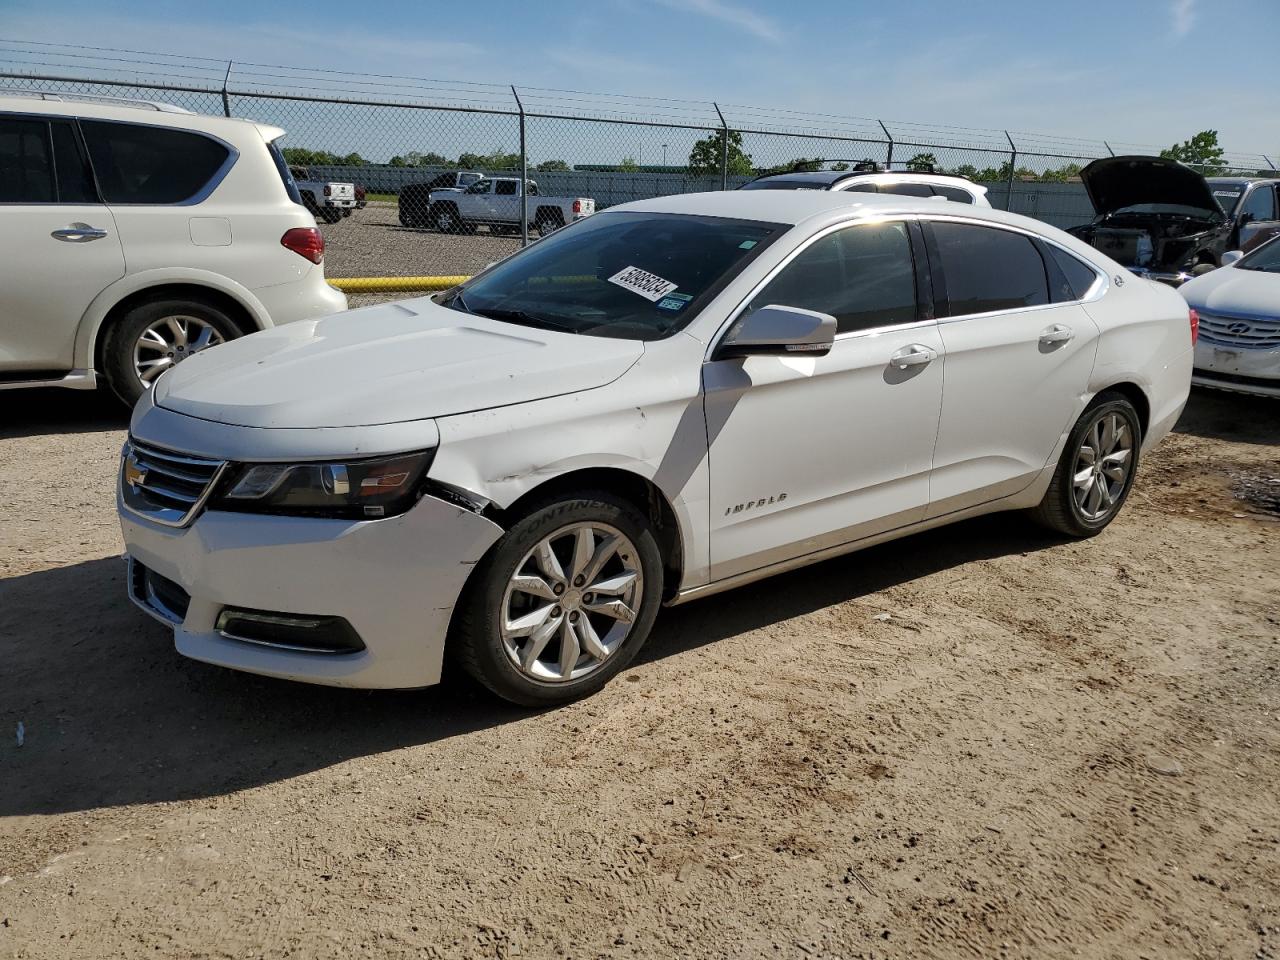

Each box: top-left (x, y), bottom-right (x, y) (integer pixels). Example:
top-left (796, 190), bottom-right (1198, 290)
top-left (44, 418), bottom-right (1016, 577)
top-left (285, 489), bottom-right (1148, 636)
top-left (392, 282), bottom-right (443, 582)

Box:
top-left (1039, 323), bottom-right (1074, 346)
top-left (51, 223), bottom-right (108, 243)
top-left (889, 344), bottom-right (938, 369)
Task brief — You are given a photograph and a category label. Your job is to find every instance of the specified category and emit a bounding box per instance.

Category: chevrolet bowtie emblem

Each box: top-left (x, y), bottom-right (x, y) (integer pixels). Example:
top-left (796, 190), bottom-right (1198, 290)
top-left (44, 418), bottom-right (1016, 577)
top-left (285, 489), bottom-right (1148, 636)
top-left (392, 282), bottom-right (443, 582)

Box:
top-left (124, 455), bottom-right (148, 489)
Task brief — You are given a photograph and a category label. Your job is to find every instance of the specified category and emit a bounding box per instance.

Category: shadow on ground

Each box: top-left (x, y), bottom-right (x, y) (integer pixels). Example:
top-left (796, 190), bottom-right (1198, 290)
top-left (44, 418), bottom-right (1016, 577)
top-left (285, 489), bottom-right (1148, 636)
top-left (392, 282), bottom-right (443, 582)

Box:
top-left (1174, 386), bottom-right (1280, 445)
top-left (0, 512), bottom-right (1056, 817)
top-left (0, 388), bottom-right (128, 440)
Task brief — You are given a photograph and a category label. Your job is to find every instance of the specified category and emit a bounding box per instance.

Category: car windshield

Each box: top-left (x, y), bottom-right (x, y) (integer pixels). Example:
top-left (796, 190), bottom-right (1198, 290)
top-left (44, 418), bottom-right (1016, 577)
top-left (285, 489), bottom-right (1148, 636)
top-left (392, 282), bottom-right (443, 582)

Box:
top-left (1236, 236), bottom-right (1280, 273)
top-left (442, 211), bottom-right (785, 341)
top-left (1211, 188), bottom-right (1244, 215)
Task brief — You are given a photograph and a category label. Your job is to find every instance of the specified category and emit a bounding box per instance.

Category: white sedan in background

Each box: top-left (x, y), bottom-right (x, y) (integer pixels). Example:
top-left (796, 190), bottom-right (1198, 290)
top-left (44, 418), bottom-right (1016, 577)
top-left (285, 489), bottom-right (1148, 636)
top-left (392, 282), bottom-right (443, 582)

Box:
top-left (1180, 238), bottom-right (1280, 397)
top-left (118, 190), bottom-right (1194, 706)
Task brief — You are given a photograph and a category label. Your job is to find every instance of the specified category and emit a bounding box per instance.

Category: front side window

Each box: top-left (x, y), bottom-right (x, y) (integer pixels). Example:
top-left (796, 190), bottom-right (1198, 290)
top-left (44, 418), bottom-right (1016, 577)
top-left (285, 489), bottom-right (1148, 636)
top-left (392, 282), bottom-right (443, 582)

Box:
top-left (81, 120), bottom-right (231, 204)
top-left (443, 211), bottom-right (784, 341)
top-left (930, 221), bottom-right (1049, 316)
top-left (746, 221), bottom-right (917, 335)
top-left (0, 117), bottom-right (54, 202)
top-left (1240, 184), bottom-right (1277, 222)
top-left (465, 179), bottom-right (491, 194)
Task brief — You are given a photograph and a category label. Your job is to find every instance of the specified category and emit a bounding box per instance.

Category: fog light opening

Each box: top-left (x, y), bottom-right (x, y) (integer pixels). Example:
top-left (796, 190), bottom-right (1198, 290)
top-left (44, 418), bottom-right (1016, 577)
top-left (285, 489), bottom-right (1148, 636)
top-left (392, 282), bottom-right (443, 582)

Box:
top-left (214, 608), bottom-right (365, 654)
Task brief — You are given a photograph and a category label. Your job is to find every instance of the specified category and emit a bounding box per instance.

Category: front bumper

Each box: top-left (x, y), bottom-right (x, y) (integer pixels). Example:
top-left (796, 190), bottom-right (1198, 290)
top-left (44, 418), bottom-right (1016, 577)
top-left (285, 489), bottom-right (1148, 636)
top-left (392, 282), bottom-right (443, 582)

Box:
top-left (1192, 341), bottom-right (1280, 398)
top-left (119, 490), bottom-right (503, 689)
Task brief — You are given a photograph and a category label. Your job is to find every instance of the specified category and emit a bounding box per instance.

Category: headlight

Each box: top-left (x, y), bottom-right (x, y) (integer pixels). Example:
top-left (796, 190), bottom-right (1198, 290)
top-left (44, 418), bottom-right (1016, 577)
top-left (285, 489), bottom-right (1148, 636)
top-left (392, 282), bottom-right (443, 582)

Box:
top-left (212, 450), bottom-right (435, 519)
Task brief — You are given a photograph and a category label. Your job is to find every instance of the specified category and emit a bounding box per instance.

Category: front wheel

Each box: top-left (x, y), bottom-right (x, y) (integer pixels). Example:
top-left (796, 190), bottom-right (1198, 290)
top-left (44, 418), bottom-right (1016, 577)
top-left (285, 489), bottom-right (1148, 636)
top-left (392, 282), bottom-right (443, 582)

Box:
top-left (101, 299), bottom-right (244, 407)
top-left (452, 493), bottom-right (664, 706)
top-left (1030, 393), bottom-right (1141, 537)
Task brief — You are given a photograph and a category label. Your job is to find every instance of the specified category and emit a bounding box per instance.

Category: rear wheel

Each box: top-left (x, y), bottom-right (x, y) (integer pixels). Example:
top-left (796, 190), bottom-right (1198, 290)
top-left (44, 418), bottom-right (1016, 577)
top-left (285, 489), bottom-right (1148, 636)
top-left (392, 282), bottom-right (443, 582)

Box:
top-left (535, 209), bottom-right (564, 237)
top-left (101, 298), bottom-right (245, 407)
top-left (1030, 393), bottom-right (1141, 537)
top-left (452, 492), bottom-right (664, 706)
top-left (319, 207), bottom-right (342, 224)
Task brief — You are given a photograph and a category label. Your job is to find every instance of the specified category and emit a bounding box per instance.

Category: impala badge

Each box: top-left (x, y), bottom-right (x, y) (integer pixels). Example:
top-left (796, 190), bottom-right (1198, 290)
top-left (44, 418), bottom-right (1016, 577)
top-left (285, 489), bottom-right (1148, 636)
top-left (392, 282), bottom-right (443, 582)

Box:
top-left (725, 493), bottom-right (788, 516)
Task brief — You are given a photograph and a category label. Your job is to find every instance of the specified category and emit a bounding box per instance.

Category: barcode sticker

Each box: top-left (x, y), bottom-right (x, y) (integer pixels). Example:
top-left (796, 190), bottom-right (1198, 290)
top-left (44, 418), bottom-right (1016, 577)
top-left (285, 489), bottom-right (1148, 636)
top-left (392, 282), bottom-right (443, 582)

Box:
top-left (608, 266), bottom-right (678, 302)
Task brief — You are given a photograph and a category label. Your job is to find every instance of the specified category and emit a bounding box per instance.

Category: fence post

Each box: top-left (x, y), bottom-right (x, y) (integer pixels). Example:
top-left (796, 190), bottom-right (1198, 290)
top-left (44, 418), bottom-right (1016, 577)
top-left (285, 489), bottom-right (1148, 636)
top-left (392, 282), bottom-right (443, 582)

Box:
top-left (878, 120), bottom-right (893, 169)
top-left (1103, 140), bottom-right (1115, 157)
top-left (220, 61), bottom-right (233, 118)
top-left (512, 85), bottom-right (528, 247)
top-left (1264, 155), bottom-right (1276, 171)
top-left (1004, 130), bottom-right (1017, 212)
top-left (713, 101), bottom-right (728, 190)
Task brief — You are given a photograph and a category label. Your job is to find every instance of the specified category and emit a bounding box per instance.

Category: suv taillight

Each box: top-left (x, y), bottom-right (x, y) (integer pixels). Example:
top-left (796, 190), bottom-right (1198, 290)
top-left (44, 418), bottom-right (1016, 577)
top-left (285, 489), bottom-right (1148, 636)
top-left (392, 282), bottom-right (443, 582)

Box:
top-left (281, 227), bottom-right (324, 264)
top-left (323, 184), bottom-right (332, 197)
top-left (1188, 307), bottom-right (1199, 345)
top-left (572, 199), bottom-right (582, 214)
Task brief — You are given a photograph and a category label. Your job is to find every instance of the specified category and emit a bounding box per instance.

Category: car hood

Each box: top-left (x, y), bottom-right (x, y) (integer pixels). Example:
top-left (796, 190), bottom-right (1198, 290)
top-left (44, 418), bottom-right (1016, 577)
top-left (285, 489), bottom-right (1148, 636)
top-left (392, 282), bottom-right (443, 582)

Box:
top-left (1080, 155), bottom-right (1222, 217)
top-left (1179, 264), bottom-right (1280, 316)
top-left (154, 298), bottom-right (644, 429)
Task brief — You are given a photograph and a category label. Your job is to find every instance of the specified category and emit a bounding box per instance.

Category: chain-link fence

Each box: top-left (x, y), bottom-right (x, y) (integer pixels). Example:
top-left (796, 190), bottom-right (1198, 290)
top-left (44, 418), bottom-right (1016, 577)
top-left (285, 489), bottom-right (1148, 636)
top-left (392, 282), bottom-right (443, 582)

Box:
top-left (2, 41), bottom-right (1276, 284)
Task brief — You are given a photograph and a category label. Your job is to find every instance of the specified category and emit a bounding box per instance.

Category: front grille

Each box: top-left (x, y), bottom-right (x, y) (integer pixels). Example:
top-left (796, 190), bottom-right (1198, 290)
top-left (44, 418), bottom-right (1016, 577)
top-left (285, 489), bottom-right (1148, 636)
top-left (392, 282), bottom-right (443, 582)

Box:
top-left (128, 558), bottom-right (191, 626)
top-left (1197, 312), bottom-right (1280, 350)
top-left (120, 440), bottom-right (226, 527)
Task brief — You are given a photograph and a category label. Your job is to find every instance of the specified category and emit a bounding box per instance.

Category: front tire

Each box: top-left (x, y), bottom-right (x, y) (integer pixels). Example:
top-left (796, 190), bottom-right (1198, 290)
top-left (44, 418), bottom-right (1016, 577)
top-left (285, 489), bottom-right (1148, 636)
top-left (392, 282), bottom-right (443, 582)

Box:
top-left (1030, 393), bottom-right (1141, 537)
top-left (452, 493), bottom-right (664, 706)
top-left (101, 298), bottom-right (244, 407)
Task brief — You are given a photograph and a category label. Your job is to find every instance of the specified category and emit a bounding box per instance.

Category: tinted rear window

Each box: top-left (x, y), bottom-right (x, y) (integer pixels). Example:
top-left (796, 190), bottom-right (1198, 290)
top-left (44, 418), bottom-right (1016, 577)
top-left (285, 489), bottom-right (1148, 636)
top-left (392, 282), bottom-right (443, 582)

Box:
top-left (932, 185), bottom-right (974, 204)
top-left (81, 120), bottom-right (231, 204)
top-left (0, 117), bottom-right (54, 202)
top-left (740, 179), bottom-right (829, 191)
top-left (930, 221), bottom-right (1049, 316)
top-left (879, 182), bottom-right (934, 198)
top-left (1047, 245), bottom-right (1099, 301)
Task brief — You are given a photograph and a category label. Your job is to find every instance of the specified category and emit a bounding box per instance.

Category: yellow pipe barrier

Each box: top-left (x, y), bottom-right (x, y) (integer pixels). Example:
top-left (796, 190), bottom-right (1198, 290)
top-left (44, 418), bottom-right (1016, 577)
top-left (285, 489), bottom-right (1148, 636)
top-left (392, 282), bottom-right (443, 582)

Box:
top-left (328, 275), bottom-right (469, 293)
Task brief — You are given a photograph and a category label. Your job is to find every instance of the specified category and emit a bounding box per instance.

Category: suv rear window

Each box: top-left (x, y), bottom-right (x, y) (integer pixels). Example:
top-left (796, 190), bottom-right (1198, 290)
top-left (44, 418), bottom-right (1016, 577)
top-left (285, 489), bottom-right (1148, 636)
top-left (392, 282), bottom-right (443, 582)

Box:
top-left (931, 185), bottom-right (974, 204)
top-left (81, 120), bottom-right (231, 204)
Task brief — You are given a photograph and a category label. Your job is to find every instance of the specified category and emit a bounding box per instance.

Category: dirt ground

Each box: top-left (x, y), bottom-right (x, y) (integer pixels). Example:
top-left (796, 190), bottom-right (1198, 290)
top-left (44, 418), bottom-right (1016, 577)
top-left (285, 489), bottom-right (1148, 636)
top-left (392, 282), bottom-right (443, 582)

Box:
top-left (1, 387), bottom-right (1277, 960)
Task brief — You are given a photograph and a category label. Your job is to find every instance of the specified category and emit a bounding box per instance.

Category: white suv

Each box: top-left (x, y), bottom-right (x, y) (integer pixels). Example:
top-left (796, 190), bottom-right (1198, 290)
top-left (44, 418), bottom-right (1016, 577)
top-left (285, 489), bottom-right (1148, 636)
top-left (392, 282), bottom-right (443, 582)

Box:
top-left (741, 163), bottom-right (990, 206)
top-left (0, 92), bottom-right (347, 404)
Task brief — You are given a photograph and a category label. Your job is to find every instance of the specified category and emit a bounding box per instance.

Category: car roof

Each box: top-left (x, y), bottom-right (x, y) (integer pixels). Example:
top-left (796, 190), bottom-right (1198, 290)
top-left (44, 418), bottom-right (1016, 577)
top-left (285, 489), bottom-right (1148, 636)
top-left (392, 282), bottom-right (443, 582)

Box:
top-left (0, 91), bottom-right (285, 143)
top-left (748, 169), bottom-right (981, 188)
top-left (615, 189), bottom-right (1005, 226)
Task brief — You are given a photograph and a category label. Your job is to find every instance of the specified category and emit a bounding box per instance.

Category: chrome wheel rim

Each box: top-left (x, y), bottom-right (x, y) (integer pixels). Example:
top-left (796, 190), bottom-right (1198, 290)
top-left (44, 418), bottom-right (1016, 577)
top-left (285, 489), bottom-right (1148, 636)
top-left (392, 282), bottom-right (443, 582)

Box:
top-left (133, 315), bottom-right (224, 385)
top-left (437, 211), bottom-right (455, 231)
top-left (500, 521), bottom-right (643, 683)
top-left (1073, 411), bottom-right (1133, 521)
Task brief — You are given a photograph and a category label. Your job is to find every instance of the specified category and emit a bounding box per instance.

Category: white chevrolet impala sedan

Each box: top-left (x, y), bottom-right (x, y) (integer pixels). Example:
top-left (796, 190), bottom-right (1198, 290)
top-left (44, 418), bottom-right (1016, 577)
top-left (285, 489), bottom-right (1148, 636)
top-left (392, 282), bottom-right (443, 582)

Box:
top-left (119, 191), bottom-right (1195, 705)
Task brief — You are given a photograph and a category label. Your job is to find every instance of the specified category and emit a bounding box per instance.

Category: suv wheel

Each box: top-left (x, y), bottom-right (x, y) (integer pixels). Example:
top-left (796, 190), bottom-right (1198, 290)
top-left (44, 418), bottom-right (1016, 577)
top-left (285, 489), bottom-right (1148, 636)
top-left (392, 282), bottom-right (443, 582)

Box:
top-left (102, 298), bottom-right (245, 407)
top-left (452, 492), bottom-right (664, 706)
top-left (1030, 392), bottom-right (1141, 537)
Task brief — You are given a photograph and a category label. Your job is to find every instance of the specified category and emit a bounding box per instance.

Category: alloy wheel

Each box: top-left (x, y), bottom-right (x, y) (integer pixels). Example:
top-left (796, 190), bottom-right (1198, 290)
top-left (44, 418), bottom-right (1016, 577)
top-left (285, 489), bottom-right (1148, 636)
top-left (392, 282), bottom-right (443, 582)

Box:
top-left (133, 315), bottom-right (225, 385)
top-left (499, 521), bottom-right (643, 683)
top-left (1072, 411), bottom-right (1134, 521)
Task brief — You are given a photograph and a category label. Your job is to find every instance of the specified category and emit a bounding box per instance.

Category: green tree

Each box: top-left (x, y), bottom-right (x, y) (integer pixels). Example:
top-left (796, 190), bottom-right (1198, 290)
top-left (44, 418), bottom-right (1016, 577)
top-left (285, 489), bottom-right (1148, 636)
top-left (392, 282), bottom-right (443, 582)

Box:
top-left (1038, 162), bottom-right (1083, 183)
top-left (1160, 130), bottom-right (1227, 175)
top-left (390, 151), bottom-right (449, 167)
top-left (688, 129), bottom-right (753, 176)
top-left (535, 159), bottom-right (571, 172)
top-left (618, 156), bottom-right (640, 173)
top-left (905, 152), bottom-right (938, 172)
top-left (952, 163), bottom-right (980, 180)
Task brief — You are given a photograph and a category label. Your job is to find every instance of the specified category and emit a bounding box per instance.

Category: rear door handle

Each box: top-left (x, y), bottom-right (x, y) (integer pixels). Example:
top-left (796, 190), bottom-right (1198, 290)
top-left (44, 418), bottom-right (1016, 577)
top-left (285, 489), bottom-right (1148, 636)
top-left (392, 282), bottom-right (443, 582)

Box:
top-left (1039, 324), bottom-right (1074, 346)
top-left (889, 344), bottom-right (938, 369)
top-left (51, 223), bottom-right (109, 243)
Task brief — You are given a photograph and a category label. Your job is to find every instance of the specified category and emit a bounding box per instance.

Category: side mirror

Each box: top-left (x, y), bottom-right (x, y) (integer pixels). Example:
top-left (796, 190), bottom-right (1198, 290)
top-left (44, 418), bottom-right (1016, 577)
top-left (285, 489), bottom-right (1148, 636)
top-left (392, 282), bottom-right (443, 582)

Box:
top-left (1221, 250), bottom-right (1244, 266)
top-left (715, 305), bottom-right (836, 360)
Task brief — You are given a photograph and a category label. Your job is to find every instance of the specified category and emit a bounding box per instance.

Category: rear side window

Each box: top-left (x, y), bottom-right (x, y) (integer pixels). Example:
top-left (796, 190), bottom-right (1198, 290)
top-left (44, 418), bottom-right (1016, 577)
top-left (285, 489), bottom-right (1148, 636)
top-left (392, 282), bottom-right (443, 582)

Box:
top-left (879, 182), bottom-right (934, 199)
top-left (0, 117), bottom-right (54, 202)
top-left (81, 120), bottom-right (231, 204)
top-left (929, 221), bottom-right (1049, 316)
top-left (495, 180), bottom-right (517, 196)
top-left (841, 182), bottom-right (879, 194)
top-left (931, 185), bottom-right (974, 204)
top-left (1046, 245), bottom-right (1099, 301)
top-left (747, 221), bottom-right (917, 334)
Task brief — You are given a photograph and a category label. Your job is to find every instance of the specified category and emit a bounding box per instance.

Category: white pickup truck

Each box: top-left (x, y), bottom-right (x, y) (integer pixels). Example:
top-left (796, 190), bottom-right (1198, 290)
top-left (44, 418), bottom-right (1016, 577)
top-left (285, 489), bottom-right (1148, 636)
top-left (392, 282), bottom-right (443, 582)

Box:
top-left (289, 165), bottom-right (357, 224)
top-left (427, 177), bottom-right (595, 236)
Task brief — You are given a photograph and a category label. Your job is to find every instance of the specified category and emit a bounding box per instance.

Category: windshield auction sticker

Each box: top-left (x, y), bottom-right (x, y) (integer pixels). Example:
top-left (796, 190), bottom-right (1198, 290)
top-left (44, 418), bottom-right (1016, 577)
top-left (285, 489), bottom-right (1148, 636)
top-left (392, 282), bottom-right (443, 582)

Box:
top-left (608, 266), bottom-right (679, 302)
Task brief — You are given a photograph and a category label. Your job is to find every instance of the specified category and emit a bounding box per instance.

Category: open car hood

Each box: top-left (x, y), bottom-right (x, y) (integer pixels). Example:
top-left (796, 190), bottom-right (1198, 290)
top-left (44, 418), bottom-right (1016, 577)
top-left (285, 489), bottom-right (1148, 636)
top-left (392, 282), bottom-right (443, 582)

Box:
top-left (154, 298), bottom-right (643, 429)
top-left (1080, 155), bottom-right (1223, 218)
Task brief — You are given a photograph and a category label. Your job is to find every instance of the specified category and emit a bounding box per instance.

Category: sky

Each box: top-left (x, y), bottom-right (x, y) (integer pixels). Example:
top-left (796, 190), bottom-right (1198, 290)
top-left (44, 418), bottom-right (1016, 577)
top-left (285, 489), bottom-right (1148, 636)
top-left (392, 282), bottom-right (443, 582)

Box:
top-left (2, 0), bottom-right (1278, 163)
